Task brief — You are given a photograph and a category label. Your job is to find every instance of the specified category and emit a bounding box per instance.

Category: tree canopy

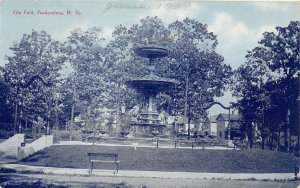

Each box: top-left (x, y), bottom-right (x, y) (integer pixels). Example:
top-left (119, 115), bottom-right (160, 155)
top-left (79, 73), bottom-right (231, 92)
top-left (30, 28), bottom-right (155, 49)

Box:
top-left (233, 21), bottom-right (299, 150)
top-left (2, 30), bottom-right (65, 131)
top-left (1, 17), bottom-right (232, 136)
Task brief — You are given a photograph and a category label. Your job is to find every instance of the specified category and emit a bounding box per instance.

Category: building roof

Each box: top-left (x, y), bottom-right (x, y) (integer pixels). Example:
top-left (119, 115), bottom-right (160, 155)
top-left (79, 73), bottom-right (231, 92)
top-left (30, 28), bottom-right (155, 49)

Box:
top-left (204, 115), bottom-right (219, 123)
top-left (175, 116), bottom-right (195, 124)
top-left (176, 117), bottom-right (184, 124)
top-left (216, 113), bottom-right (241, 121)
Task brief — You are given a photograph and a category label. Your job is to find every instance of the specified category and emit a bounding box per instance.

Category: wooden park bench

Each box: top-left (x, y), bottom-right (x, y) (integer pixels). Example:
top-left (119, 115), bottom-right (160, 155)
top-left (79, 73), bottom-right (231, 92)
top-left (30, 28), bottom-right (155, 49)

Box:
top-left (174, 139), bottom-right (207, 149)
top-left (192, 140), bottom-right (206, 149)
top-left (87, 153), bottom-right (120, 174)
top-left (174, 139), bottom-right (192, 148)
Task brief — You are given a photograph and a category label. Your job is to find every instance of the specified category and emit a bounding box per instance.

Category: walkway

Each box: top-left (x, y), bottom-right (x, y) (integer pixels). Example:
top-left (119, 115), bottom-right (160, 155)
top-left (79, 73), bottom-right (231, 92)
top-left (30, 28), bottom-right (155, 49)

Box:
top-left (0, 163), bottom-right (297, 181)
top-left (2, 173), bottom-right (299, 188)
top-left (54, 140), bottom-right (236, 150)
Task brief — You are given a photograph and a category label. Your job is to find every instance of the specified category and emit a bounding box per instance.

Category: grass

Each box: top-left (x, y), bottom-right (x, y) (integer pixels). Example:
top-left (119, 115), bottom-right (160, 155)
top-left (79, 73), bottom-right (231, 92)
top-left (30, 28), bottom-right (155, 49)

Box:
top-left (18, 145), bottom-right (297, 173)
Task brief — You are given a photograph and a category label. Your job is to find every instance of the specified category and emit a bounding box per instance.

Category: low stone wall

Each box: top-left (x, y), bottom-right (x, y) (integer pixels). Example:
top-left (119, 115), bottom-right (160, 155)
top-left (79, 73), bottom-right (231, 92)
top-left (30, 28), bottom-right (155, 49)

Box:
top-left (17, 135), bottom-right (53, 160)
top-left (0, 134), bottom-right (24, 158)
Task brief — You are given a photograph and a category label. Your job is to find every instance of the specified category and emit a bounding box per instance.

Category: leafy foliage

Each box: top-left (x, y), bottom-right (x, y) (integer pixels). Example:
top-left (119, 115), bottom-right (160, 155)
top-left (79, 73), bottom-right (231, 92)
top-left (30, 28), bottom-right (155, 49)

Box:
top-left (2, 30), bottom-right (65, 130)
top-left (107, 17), bottom-right (232, 124)
top-left (0, 17), bottom-right (232, 135)
top-left (233, 21), bottom-right (299, 150)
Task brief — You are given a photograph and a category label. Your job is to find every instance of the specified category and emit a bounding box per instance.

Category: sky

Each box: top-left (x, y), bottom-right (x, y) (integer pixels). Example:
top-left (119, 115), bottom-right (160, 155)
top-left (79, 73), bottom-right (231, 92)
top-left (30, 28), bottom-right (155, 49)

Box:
top-left (0, 0), bottom-right (299, 115)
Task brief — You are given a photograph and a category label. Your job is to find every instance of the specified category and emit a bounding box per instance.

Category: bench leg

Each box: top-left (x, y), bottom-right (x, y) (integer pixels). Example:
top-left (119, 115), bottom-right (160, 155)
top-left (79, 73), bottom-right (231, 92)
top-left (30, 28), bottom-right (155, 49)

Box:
top-left (89, 162), bottom-right (93, 174)
top-left (113, 163), bottom-right (119, 174)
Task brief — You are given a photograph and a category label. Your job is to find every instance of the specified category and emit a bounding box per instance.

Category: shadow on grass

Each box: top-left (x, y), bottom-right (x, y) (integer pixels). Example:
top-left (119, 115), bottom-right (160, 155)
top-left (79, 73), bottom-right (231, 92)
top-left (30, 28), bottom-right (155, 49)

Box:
top-left (0, 151), bottom-right (17, 160)
top-left (21, 151), bottom-right (49, 162)
top-left (0, 174), bottom-right (66, 188)
top-left (0, 174), bottom-right (132, 188)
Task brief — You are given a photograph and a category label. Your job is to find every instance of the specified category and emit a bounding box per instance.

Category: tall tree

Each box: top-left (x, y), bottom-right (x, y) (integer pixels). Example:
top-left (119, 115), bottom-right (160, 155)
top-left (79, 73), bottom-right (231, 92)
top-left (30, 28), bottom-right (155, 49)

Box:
top-left (260, 21), bottom-right (300, 151)
top-left (0, 72), bottom-right (13, 126)
top-left (233, 21), bottom-right (300, 151)
top-left (3, 30), bottom-right (65, 132)
top-left (63, 27), bottom-right (110, 130)
top-left (167, 18), bottom-right (232, 137)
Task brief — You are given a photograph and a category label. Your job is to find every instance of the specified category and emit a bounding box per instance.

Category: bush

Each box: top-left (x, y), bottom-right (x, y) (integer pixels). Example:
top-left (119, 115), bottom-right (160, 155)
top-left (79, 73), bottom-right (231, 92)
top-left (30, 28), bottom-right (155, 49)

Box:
top-left (53, 130), bottom-right (82, 141)
top-left (0, 130), bottom-right (15, 139)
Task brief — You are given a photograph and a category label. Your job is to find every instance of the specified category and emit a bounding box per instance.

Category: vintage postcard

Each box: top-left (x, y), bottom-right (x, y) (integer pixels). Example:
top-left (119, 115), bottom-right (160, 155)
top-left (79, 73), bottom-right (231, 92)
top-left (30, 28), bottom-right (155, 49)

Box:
top-left (0, 0), bottom-right (299, 187)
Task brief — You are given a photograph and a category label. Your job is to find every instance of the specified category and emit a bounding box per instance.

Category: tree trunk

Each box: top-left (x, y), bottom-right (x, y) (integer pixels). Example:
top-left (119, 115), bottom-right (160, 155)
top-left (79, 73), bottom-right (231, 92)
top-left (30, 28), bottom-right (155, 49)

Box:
top-left (298, 133), bottom-right (300, 157)
top-left (32, 119), bottom-right (36, 139)
top-left (298, 74), bottom-right (300, 156)
top-left (116, 102), bottom-right (120, 136)
top-left (288, 129), bottom-right (291, 153)
top-left (70, 102), bottom-right (75, 141)
top-left (248, 127), bottom-right (253, 148)
top-left (93, 130), bottom-right (95, 146)
top-left (187, 116), bottom-right (191, 139)
top-left (249, 136), bottom-right (253, 148)
top-left (247, 121), bottom-right (253, 148)
top-left (14, 103), bottom-right (18, 133)
top-left (284, 122), bottom-right (289, 152)
top-left (38, 124), bottom-right (41, 136)
top-left (25, 117), bottom-right (28, 131)
top-left (261, 133), bottom-right (265, 150)
top-left (277, 130), bottom-right (281, 151)
top-left (55, 98), bottom-right (59, 131)
top-left (269, 131), bottom-right (273, 150)
top-left (184, 73), bottom-right (189, 136)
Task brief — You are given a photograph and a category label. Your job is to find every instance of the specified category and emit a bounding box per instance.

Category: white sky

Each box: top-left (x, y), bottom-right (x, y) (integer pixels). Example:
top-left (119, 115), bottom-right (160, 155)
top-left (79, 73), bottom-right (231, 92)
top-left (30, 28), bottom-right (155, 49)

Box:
top-left (0, 0), bottom-right (299, 115)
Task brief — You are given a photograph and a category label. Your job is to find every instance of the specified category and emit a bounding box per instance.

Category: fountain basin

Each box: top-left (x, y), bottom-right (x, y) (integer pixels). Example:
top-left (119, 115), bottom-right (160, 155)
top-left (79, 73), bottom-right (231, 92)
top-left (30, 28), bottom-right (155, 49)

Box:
top-left (126, 74), bottom-right (178, 94)
top-left (134, 46), bottom-right (168, 59)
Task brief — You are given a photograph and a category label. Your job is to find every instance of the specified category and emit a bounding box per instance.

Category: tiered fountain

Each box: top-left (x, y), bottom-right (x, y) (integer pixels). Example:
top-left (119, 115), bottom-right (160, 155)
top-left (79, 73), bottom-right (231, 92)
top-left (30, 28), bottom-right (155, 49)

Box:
top-left (126, 46), bottom-right (177, 136)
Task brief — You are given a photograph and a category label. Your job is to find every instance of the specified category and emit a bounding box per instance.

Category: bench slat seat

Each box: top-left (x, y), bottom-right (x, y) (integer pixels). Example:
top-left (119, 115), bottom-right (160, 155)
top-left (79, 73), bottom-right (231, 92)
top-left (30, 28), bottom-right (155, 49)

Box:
top-left (90, 160), bottom-right (120, 163)
top-left (88, 153), bottom-right (117, 157)
top-left (174, 140), bottom-right (205, 149)
top-left (88, 152), bottom-right (120, 174)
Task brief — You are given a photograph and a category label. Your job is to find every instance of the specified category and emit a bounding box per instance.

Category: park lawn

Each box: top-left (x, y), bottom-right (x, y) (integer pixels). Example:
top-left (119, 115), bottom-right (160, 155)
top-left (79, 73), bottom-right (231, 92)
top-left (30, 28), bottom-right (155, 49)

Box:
top-left (18, 145), bottom-right (297, 173)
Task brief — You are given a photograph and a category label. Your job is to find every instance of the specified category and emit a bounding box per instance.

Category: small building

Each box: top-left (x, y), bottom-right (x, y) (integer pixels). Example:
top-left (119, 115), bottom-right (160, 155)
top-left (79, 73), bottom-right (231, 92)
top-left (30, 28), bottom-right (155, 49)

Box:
top-left (174, 116), bottom-right (195, 134)
top-left (201, 113), bottom-right (242, 140)
top-left (202, 115), bottom-right (218, 136)
top-left (174, 116), bottom-right (185, 133)
top-left (216, 113), bottom-right (241, 140)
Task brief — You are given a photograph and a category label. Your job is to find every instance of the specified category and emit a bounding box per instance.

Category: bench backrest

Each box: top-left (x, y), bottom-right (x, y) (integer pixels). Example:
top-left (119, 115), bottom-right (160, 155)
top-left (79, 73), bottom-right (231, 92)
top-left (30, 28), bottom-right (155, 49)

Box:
top-left (87, 152), bottom-right (118, 161)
